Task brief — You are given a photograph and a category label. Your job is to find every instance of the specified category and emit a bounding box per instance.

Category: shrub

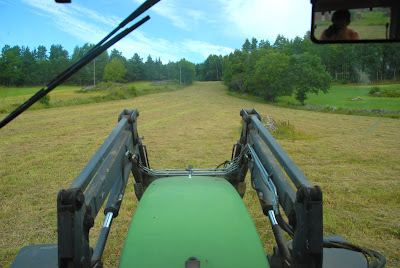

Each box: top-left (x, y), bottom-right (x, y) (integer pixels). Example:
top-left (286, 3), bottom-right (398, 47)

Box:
top-left (381, 89), bottom-right (400, 98)
top-left (271, 120), bottom-right (310, 140)
top-left (125, 85), bottom-right (137, 97)
top-left (39, 94), bottom-right (50, 106)
top-left (274, 120), bottom-right (295, 138)
top-left (369, 87), bottom-right (400, 98)
top-left (368, 86), bottom-right (381, 95)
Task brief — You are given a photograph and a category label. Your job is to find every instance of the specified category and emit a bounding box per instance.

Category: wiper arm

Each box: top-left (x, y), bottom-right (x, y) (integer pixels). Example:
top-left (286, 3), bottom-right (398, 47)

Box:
top-left (0, 0), bottom-right (160, 129)
top-left (97, 0), bottom-right (160, 48)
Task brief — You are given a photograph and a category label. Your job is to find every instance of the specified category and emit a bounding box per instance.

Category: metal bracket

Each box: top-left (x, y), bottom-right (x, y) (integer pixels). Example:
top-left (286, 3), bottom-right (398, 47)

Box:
top-left (292, 186), bottom-right (323, 268)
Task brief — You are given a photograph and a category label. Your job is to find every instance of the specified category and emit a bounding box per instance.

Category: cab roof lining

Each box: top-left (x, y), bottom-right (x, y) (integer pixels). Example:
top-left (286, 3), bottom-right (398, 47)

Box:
top-left (311, 0), bottom-right (400, 12)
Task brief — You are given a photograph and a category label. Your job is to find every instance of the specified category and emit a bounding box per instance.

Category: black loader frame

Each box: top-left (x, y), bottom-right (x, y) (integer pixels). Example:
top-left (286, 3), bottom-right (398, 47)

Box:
top-left (12, 109), bottom-right (385, 268)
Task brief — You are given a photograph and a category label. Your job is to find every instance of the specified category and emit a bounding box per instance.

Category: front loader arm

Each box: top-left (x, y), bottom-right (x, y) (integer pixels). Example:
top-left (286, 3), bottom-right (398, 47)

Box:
top-left (236, 109), bottom-right (323, 267)
top-left (238, 109), bottom-right (384, 268)
top-left (57, 109), bottom-right (148, 268)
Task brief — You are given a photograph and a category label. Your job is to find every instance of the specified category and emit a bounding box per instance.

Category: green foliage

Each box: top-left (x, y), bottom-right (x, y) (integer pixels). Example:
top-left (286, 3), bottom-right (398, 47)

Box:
top-left (0, 44), bottom-right (198, 88)
top-left (231, 73), bottom-right (246, 93)
top-left (196, 55), bottom-right (223, 81)
top-left (125, 85), bottom-right (138, 97)
top-left (83, 81), bottom-right (114, 92)
top-left (380, 89), bottom-right (400, 98)
top-left (78, 82), bottom-right (137, 99)
top-left (369, 86), bottom-right (400, 98)
top-left (290, 53), bottom-right (331, 105)
top-left (222, 44), bottom-right (331, 104)
top-left (338, 79), bottom-right (350, 84)
top-left (368, 86), bottom-right (381, 95)
top-left (126, 53), bottom-right (145, 82)
top-left (103, 58), bottom-right (127, 83)
top-left (38, 94), bottom-right (50, 106)
top-left (273, 34), bottom-right (290, 51)
top-left (247, 50), bottom-right (292, 102)
top-left (393, 228), bottom-right (400, 237)
top-left (222, 49), bottom-right (246, 91)
top-left (3, 34), bottom-right (400, 89)
top-left (69, 43), bottom-right (107, 86)
top-left (242, 38), bottom-right (251, 53)
top-left (35, 45), bottom-right (48, 61)
top-left (270, 120), bottom-right (310, 141)
top-left (49, 44), bottom-right (69, 60)
top-left (178, 59), bottom-right (196, 85)
top-left (0, 45), bottom-right (24, 86)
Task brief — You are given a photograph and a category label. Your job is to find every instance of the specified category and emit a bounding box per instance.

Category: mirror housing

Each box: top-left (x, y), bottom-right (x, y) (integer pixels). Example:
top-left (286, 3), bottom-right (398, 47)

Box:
top-left (311, 0), bottom-right (400, 43)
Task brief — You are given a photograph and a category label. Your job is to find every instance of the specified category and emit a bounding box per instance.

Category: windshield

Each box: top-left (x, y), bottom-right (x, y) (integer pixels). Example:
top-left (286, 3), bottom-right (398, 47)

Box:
top-left (0, 1), bottom-right (399, 267)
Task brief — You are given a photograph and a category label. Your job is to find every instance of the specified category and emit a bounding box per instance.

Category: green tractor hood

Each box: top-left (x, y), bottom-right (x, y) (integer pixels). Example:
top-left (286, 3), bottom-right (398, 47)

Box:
top-left (119, 176), bottom-right (269, 267)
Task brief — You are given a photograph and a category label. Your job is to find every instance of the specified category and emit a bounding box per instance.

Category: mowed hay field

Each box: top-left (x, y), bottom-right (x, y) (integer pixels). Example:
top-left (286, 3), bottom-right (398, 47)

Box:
top-left (1, 81), bottom-right (399, 267)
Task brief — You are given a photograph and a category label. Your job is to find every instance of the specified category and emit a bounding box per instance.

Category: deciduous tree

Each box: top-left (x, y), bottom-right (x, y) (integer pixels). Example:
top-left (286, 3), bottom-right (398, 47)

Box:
top-left (290, 53), bottom-right (331, 105)
top-left (178, 59), bottom-right (196, 85)
top-left (247, 50), bottom-right (292, 102)
top-left (103, 58), bottom-right (127, 82)
top-left (0, 45), bottom-right (24, 86)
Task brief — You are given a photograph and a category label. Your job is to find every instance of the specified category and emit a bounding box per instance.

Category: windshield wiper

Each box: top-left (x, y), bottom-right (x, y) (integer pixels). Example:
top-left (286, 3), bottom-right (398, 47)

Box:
top-left (0, 0), bottom-right (161, 129)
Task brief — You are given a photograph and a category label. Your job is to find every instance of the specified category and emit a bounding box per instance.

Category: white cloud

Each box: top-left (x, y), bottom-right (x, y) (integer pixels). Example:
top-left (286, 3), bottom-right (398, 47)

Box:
top-left (217, 0), bottom-right (312, 41)
top-left (133, 0), bottom-right (207, 30)
top-left (151, 0), bottom-right (189, 30)
top-left (21, 0), bottom-right (115, 43)
top-left (19, 0), bottom-right (230, 63)
top-left (182, 40), bottom-right (233, 59)
top-left (114, 34), bottom-right (234, 63)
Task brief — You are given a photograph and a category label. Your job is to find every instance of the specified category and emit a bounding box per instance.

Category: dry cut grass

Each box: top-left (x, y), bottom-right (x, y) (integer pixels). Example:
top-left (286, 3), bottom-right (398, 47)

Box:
top-left (0, 81), bottom-right (399, 267)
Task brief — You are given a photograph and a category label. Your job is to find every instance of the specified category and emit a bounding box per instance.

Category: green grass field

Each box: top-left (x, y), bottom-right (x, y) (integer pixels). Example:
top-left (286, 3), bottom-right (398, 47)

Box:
top-left (0, 81), bottom-right (181, 114)
top-left (0, 85), bottom-right (81, 98)
top-left (277, 84), bottom-right (400, 111)
top-left (314, 25), bottom-right (388, 40)
top-left (1, 82), bottom-right (399, 267)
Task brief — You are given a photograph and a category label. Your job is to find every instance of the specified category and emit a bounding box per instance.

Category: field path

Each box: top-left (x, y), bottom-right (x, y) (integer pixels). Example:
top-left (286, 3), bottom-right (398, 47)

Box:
top-left (1, 81), bottom-right (399, 267)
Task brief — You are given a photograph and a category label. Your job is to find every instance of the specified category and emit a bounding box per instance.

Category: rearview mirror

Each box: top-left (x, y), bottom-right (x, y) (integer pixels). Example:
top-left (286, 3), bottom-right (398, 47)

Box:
top-left (311, 1), bottom-right (400, 43)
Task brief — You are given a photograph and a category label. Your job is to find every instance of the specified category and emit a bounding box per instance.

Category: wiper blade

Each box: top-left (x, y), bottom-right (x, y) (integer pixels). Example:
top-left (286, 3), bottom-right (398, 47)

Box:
top-left (0, 0), bottom-right (160, 129)
top-left (97, 0), bottom-right (160, 48)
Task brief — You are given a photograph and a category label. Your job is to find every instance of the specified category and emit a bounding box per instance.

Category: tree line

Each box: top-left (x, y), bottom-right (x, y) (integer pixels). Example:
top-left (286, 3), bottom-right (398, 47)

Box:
top-left (196, 34), bottom-right (400, 84)
top-left (2, 33), bottom-right (400, 102)
top-left (195, 34), bottom-right (400, 103)
top-left (0, 44), bottom-right (196, 87)
top-left (222, 37), bottom-right (331, 104)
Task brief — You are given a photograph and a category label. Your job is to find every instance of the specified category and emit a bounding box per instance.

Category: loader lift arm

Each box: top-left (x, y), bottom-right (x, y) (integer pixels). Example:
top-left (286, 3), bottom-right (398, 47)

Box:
top-left (236, 109), bottom-right (385, 268)
top-left (237, 109), bottom-right (322, 267)
top-left (57, 109), bottom-right (149, 267)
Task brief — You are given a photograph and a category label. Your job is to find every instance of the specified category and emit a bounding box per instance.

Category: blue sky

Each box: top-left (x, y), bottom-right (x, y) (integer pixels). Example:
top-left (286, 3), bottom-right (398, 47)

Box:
top-left (0, 0), bottom-right (312, 64)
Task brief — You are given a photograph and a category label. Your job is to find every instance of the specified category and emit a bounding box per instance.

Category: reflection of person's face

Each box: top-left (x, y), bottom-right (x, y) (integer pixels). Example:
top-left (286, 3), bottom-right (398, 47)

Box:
top-left (333, 18), bottom-right (349, 28)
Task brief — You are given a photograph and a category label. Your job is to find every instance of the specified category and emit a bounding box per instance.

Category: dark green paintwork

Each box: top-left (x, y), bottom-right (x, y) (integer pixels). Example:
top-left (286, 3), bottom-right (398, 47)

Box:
top-left (119, 176), bottom-right (269, 267)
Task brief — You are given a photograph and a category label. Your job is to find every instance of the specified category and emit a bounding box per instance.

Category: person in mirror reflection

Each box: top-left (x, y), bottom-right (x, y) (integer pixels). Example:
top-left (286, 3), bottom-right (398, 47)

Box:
top-left (320, 9), bottom-right (360, 40)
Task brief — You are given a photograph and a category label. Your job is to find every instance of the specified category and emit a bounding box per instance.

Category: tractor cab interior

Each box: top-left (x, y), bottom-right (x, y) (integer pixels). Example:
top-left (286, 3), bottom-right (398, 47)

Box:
top-left (311, 0), bottom-right (400, 42)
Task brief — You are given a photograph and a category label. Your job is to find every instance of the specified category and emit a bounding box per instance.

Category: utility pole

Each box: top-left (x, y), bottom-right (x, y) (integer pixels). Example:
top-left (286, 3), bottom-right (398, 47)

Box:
top-left (215, 61), bottom-right (219, 81)
top-left (179, 66), bottom-right (182, 86)
top-left (93, 58), bottom-right (96, 87)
